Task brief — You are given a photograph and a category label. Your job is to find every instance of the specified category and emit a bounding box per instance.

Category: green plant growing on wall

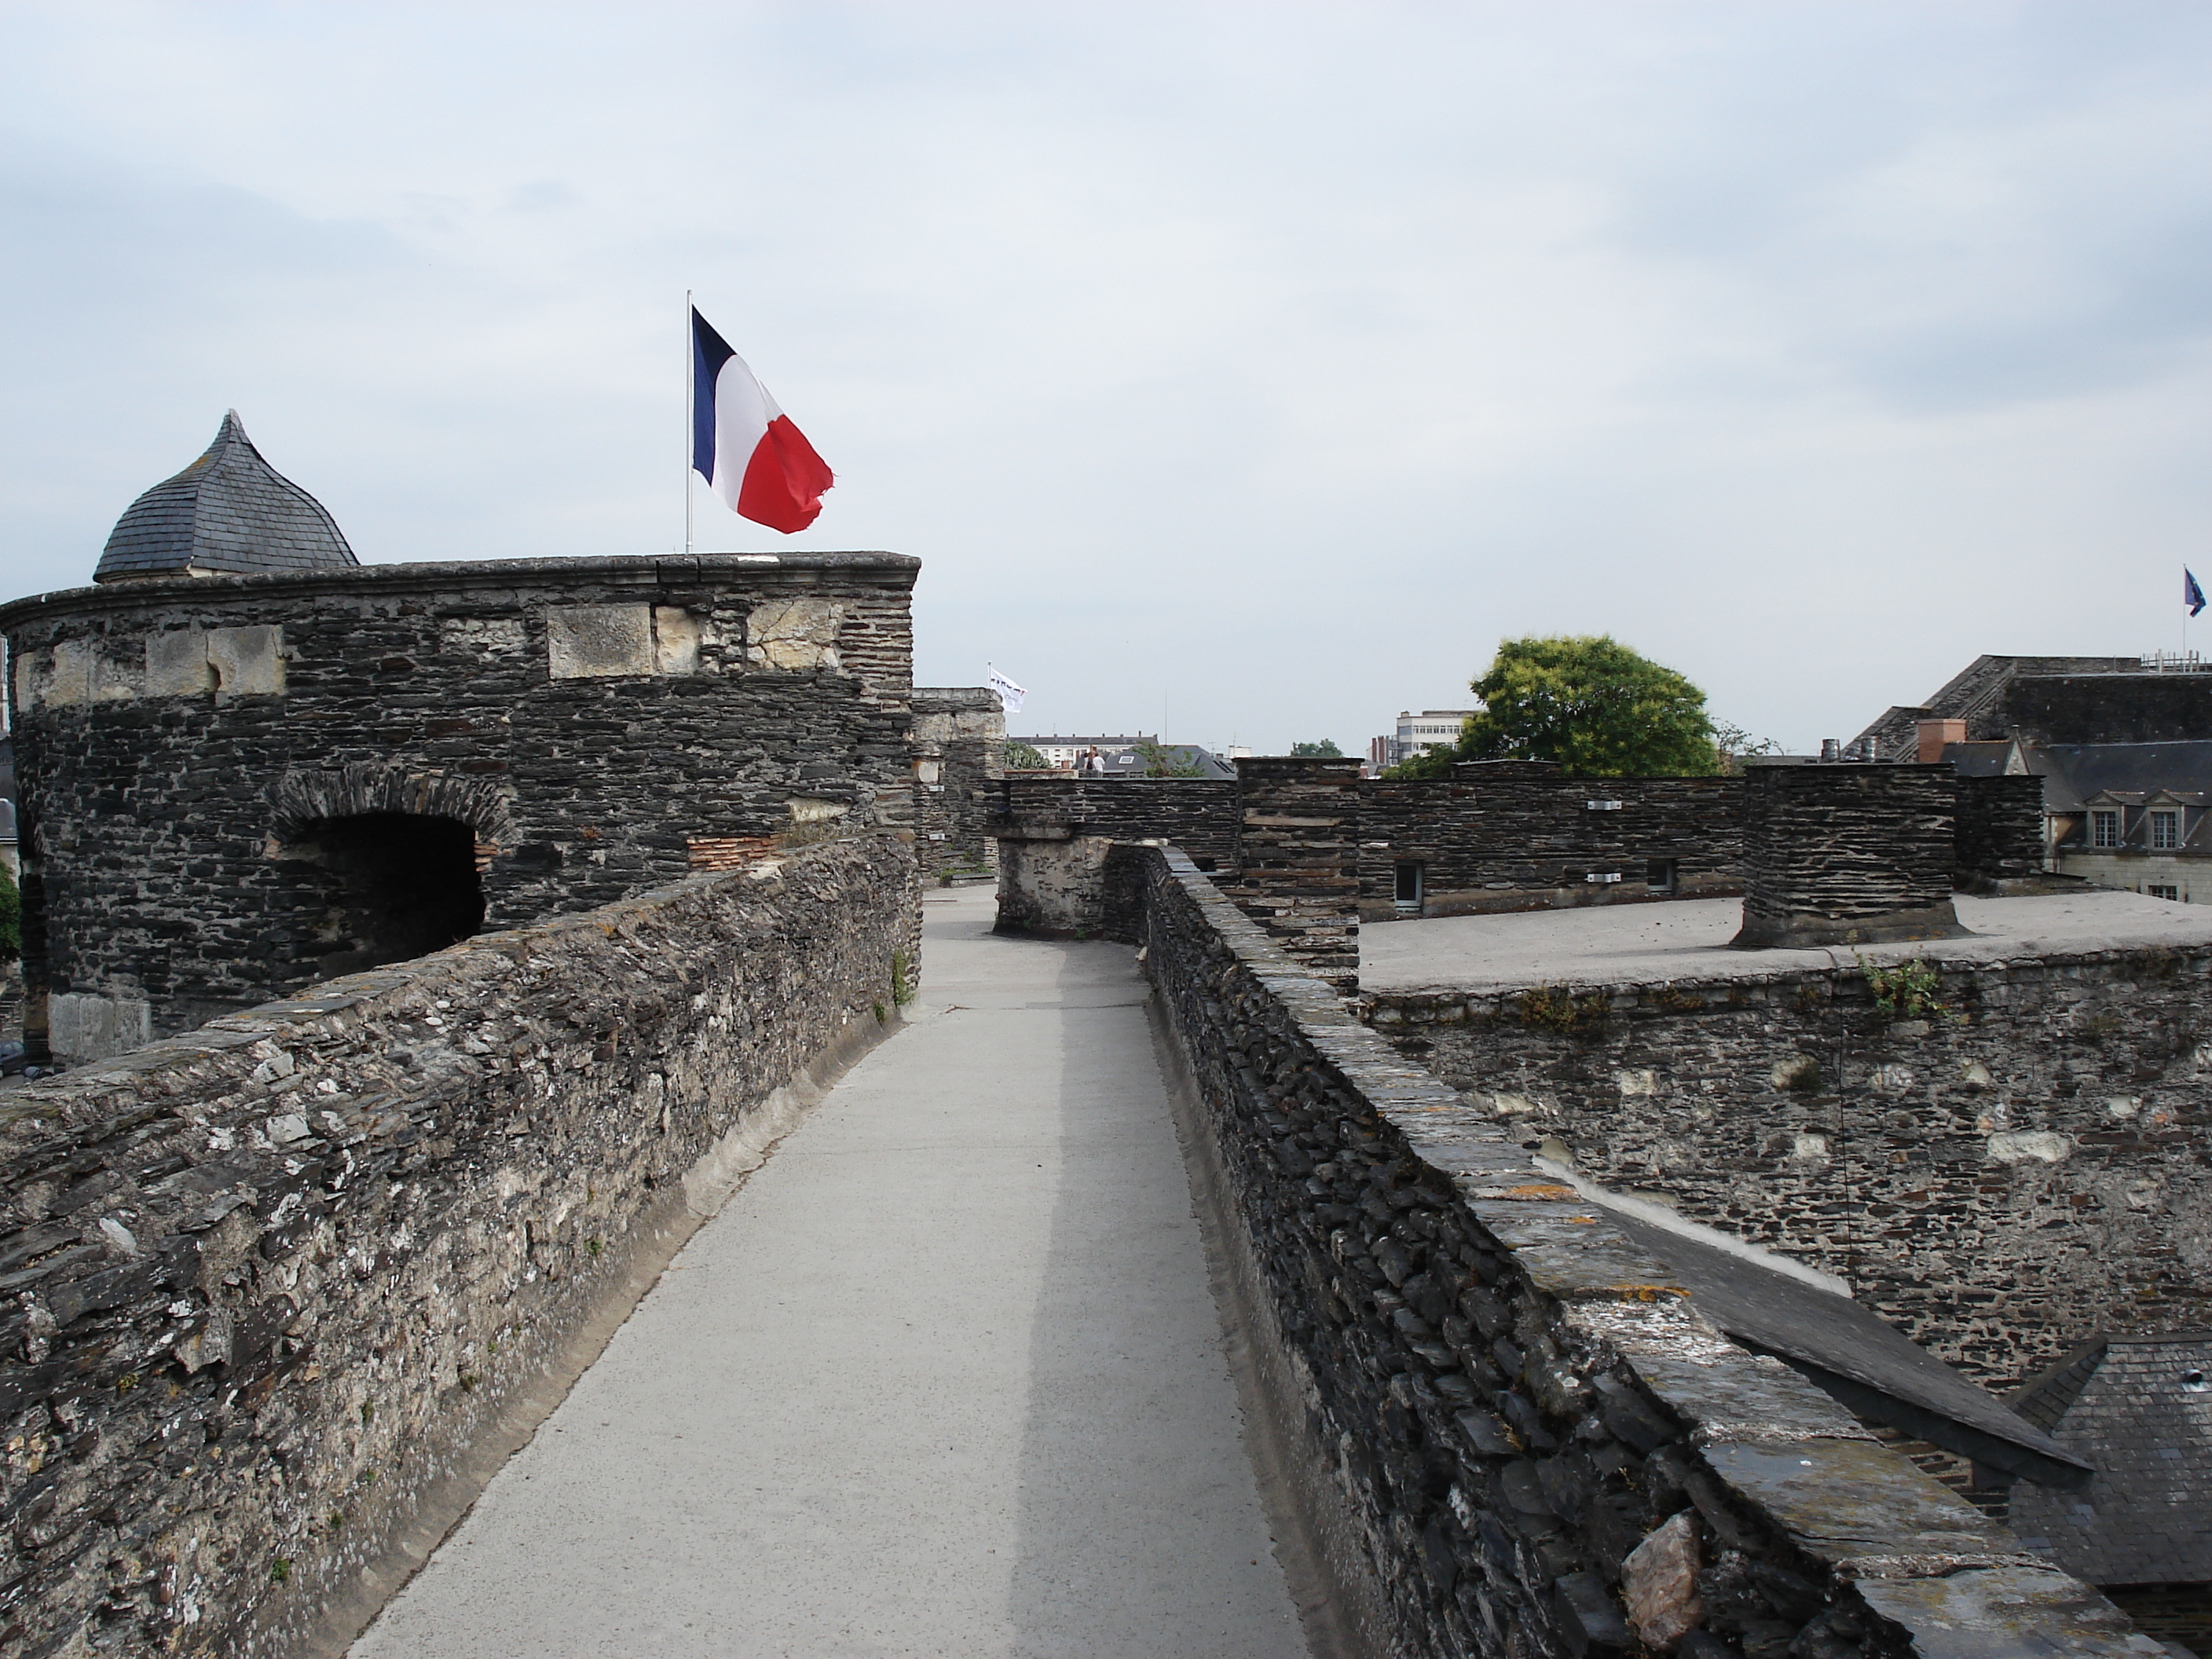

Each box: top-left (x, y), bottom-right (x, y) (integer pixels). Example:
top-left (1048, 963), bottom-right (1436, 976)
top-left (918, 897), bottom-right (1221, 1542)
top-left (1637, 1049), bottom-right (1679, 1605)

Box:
top-left (1516, 983), bottom-right (1610, 1035)
top-left (1132, 739), bottom-right (1207, 778)
top-left (892, 949), bottom-right (917, 1006)
top-left (1859, 956), bottom-right (1950, 1020)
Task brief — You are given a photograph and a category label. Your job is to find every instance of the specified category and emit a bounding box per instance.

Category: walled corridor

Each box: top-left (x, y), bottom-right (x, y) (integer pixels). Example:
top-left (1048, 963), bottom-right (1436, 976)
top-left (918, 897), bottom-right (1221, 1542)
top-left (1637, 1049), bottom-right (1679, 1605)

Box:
top-left (349, 885), bottom-right (1307, 1658)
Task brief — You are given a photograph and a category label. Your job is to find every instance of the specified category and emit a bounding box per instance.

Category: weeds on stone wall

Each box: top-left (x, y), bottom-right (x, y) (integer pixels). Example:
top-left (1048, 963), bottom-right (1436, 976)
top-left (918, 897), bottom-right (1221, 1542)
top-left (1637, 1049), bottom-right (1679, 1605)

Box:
top-left (1516, 983), bottom-right (1610, 1035)
top-left (1857, 956), bottom-right (1951, 1022)
top-left (892, 949), bottom-right (917, 1006)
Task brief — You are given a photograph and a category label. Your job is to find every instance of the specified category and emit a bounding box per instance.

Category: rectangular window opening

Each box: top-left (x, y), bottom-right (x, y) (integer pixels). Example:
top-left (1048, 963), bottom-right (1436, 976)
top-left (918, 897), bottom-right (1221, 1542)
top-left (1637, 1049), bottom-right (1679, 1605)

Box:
top-left (2151, 811), bottom-right (2179, 850)
top-left (1393, 861), bottom-right (1423, 912)
top-left (1646, 859), bottom-right (1678, 894)
top-left (2148, 884), bottom-right (2180, 902)
top-left (2091, 810), bottom-right (2121, 849)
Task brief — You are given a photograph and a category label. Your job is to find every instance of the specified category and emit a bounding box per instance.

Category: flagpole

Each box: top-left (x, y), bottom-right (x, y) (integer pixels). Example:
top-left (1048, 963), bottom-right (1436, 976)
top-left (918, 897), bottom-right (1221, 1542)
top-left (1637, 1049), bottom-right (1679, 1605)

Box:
top-left (683, 289), bottom-right (695, 556)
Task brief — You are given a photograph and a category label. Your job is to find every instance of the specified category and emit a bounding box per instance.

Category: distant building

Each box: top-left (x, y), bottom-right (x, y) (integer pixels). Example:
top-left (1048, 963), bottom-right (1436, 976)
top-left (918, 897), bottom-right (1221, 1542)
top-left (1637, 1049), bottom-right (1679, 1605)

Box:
top-left (1010, 734), bottom-right (1155, 769)
top-left (1007, 734), bottom-right (1237, 778)
top-left (1862, 662), bottom-right (2212, 903)
top-left (1368, 709), bottom-right (1474, 772)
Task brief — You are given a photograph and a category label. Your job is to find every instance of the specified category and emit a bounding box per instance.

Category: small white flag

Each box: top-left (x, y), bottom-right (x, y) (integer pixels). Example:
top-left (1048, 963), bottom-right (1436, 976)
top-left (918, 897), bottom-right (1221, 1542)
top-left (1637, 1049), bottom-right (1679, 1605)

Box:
top-left (988, 666), bottom-right (1027, 716)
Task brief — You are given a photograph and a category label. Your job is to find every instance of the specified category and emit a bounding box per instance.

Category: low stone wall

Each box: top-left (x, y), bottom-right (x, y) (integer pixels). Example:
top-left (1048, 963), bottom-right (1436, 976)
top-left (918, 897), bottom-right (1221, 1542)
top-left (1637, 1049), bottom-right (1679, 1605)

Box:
top-left (1363, 946), bottom-right (2212, 1388)
top-left (0, 833), bottom-right (919, 1659)
top-left (994, 775), bottom-right (1241, 869)
top-left (1108, 843), bottom-right (2138, 1659)
top-left (1360, 776), bottom-right (1743, 922)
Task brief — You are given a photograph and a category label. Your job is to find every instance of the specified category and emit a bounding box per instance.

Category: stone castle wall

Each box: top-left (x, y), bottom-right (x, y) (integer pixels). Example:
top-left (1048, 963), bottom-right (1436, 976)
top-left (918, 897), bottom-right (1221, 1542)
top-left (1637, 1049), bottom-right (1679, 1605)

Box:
top-left (1954, 775), bottom-right (2048, 887)
top-left (1361, 775), bottom-right (1743, 921)
top-left (908, 688), bottom-right (1004, 879)
top-left (0, 834), bottom-right (919, 1659)
top-left (1, 554), bottom-right (917, 1058)
top-left (1364, 947), bottom-right (2212, 1389)
top-left (1105, 841), bottom-right (2137, 1659)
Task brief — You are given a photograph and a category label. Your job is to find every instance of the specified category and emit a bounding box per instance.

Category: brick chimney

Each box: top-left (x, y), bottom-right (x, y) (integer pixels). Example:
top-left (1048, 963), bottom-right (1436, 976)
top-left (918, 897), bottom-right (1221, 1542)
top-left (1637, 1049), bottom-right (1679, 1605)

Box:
top-left (1916, 718), bottom-right (1968, 764)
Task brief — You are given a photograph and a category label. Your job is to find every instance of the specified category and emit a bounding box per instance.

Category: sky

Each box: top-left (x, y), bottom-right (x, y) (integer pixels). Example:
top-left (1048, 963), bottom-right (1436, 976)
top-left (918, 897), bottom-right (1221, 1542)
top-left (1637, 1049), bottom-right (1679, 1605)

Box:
top-left (3, 2), bottom-right (2209, 756)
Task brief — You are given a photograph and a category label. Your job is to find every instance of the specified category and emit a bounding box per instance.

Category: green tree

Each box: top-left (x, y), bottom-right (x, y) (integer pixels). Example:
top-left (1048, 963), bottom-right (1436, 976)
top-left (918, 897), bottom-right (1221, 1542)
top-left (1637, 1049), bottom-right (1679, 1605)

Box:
top-left (1002, 741), bottom-right (1046, 770)
top-left (1290, 739), bottom-right (1343, 757)
top-left (1388, 635), bottom-right (1719, 778)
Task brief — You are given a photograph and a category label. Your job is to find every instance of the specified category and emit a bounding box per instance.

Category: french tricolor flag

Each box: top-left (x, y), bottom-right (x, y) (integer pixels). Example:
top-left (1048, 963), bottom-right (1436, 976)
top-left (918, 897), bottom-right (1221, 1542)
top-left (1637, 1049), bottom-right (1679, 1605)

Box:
top-left (691, 307), bottom-right (835, 534)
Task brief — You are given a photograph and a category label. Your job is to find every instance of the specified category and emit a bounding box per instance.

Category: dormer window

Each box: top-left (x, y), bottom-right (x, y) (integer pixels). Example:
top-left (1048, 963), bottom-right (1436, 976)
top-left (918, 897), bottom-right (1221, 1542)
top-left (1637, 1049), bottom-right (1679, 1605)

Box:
top-left (2151, 809), bottom-right (2180, 850)
top-left (2091, 809), bottom-right (2121, 848)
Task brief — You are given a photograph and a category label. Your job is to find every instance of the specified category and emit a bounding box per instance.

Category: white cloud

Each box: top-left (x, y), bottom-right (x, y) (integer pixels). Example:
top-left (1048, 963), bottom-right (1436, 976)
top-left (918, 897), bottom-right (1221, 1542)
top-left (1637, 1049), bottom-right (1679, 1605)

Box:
top-left (2, 1), bottom-right (2209, 752)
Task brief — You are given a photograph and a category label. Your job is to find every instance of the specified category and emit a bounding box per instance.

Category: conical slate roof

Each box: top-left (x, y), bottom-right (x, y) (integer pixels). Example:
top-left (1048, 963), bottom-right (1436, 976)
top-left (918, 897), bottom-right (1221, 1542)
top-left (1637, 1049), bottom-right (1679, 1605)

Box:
top-left (95, 412), bottom-right (357, 582)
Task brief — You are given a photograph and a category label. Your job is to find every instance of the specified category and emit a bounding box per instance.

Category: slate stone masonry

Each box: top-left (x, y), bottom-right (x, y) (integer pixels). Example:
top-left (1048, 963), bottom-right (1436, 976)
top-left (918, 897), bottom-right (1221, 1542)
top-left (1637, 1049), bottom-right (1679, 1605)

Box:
top-left (1364, 946), bottom-right (2212, 1389)
top-left (2, 553), bottom-right (917, 1060)
top-left (0, 834), bottom-right (920, 1659)
top-left (907, 687), bottom-right (1004, 879)
top-left (1105, 841), bottom-right (2142, 1659)
top-left (1734, 767), bottom-right (1965, 948)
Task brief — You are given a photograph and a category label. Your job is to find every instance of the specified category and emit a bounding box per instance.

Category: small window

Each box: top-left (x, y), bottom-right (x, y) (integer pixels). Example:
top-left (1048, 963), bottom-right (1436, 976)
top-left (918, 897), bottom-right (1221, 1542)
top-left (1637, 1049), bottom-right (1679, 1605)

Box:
top-left (2091, 810), bottom-right (2121, 848)
top-left (2148, 884), bottom-right (2180, 902)
top-left (1646, 859), bottom-right (1677, 894)
top-left (1393, 862), bottom-right (1423, 912)
top-left (2151, 810), bottom-right (2179, 850)
top-left (1193, 857), bottom-right (1218, 873)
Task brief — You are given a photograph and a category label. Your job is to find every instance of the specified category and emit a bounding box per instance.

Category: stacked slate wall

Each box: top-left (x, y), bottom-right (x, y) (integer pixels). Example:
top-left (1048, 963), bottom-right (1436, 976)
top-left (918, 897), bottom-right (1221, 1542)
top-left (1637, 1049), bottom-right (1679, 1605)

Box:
top-left (2, 553), bottom-right (917, 1058)
top-left (1360, 776), bottom-right (1743, 922)
top-left (1735, 767), bottom-right (1963, 947)
top-left (1953, 775), bottom-right (2049, 888)
top-left (0, 834), bottom-right (920, 1659)
top-left (1220, 756), bottom-right (1364, 988)
top-left (908, 687), bottom-right (1004, 879)
top-left (1106, 842), bottom-right (2141, 1659)
top-left (1363, 944), bottom-right (2212, 1388)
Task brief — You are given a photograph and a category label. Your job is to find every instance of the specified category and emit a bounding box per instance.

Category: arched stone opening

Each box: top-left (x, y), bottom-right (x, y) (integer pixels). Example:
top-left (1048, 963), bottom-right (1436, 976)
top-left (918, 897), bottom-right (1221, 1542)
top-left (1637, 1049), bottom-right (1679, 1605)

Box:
top-left (288, 812), bottom-right (485, 978)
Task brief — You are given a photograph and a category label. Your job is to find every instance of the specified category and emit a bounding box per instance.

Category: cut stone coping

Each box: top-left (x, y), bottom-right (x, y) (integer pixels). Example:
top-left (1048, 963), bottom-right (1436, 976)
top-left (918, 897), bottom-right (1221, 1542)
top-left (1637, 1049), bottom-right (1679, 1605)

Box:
top-left (1360, 888), bottom-right (2212, 995)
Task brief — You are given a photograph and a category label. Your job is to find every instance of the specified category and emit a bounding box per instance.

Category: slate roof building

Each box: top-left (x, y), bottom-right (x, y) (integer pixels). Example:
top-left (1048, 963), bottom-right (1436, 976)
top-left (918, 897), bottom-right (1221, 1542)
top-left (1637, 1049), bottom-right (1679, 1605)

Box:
top-left (94, 411), bottom-right (357, 582)
top-left (2007, 1334), bottom-right (2212, 1651)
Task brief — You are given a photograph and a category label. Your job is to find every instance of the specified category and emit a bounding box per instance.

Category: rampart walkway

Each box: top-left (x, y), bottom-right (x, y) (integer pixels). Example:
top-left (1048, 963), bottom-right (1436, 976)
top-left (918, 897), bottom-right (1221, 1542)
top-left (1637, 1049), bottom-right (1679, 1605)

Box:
top-left (350, 885), bottom-right (1307, 1657)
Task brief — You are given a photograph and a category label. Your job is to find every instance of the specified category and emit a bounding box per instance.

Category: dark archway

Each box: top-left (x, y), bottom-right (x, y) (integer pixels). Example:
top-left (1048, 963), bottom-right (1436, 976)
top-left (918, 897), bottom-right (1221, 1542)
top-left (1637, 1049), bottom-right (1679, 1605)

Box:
top-left (290, 812), bottom-right (485, 977)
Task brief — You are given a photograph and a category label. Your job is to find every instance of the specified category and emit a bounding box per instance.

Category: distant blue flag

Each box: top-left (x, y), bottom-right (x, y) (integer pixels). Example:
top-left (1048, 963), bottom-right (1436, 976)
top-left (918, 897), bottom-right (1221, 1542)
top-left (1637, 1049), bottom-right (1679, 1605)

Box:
top-left (2189, 567), bottom-right (2207, 618)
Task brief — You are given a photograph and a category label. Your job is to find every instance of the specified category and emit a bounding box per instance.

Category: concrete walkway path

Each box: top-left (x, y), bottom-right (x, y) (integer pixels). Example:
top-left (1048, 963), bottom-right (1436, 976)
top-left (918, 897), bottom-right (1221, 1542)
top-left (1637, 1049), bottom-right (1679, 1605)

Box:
top-left (351, 885), bottom-right (1306, 1659)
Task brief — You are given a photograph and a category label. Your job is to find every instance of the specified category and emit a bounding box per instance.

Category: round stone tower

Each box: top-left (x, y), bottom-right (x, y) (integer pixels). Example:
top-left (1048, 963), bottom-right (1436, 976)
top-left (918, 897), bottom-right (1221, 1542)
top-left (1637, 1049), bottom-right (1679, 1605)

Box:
top-left (5, 423), bottom-right (917, 1064)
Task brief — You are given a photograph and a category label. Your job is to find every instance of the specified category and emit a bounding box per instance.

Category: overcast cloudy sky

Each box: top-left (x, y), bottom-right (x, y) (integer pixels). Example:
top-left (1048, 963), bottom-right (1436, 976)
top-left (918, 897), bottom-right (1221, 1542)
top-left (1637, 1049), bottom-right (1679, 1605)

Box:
top-left (4, 2), bottom-right (2209, 754)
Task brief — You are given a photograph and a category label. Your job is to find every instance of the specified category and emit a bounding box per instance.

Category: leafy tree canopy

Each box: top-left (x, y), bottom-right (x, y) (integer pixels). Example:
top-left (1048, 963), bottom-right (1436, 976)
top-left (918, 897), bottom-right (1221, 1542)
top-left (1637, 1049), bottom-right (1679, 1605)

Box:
top-left (1002, 740), bottom-right (1047, 770)
top-left (1386, 635), bottom-right (1719, 778)
top-left (1290, 739), bottom-right (1343, 757)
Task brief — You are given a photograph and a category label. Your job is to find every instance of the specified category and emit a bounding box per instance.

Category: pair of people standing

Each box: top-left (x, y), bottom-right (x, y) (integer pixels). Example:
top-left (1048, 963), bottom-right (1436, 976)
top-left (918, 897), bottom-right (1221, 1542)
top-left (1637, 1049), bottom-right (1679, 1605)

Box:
top-left (1079, 746), bottom-right (1108, 775)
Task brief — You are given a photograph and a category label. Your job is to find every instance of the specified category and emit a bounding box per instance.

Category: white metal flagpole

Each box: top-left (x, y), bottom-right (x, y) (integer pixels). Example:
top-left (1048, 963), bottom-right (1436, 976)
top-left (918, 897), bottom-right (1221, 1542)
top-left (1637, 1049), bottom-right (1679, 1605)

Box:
top-left (684, 289), bottom-right (695, 556)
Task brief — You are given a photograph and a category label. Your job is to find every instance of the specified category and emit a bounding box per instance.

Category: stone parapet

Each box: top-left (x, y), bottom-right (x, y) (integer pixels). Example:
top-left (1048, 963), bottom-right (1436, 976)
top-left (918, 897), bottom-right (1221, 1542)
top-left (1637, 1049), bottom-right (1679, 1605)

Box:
top-left (1221, 756), bottom-right (1363, 989)
top-left (0, 834), bottom-right (920, 1659)
top-left (1105, 841), bottom-right (2148, 1659)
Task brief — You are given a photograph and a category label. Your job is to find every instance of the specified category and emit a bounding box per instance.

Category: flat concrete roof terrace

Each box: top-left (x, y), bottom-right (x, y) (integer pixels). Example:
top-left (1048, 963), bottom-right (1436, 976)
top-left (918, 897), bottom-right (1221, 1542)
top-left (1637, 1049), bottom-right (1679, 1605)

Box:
top-left (1359, 888), bottom-right (2212, 995)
